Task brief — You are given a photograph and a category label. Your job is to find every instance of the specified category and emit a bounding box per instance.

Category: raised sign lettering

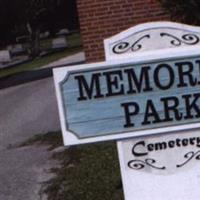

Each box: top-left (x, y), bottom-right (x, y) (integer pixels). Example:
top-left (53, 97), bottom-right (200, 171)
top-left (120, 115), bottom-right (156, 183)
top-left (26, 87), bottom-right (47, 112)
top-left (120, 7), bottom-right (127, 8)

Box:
top-left (54, 48), bottom-right (200, 145)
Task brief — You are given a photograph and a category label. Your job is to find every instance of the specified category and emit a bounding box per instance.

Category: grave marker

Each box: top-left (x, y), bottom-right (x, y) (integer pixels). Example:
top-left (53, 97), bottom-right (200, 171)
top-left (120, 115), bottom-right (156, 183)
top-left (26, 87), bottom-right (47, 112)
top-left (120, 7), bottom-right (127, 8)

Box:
top-left (0, 50), bottom-right (11, 64)
top-left (11, 44), bottom-right (26, 55)
top-left (52, 37), bottom-right (68, 49)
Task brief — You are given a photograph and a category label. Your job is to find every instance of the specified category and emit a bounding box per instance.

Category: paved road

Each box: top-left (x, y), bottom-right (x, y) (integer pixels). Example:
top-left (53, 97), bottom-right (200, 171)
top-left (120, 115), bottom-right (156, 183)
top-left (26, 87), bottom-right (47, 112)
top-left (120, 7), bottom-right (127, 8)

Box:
top-left (0, 77), bottom-right (60, 200)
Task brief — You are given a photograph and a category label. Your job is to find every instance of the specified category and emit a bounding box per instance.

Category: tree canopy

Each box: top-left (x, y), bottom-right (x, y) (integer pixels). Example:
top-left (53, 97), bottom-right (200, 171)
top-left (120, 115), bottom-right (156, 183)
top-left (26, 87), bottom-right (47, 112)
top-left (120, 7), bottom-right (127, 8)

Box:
top-left (159, 0), bottom-right (200, 25)
top-left (0, 0), bottom-right (79, 46)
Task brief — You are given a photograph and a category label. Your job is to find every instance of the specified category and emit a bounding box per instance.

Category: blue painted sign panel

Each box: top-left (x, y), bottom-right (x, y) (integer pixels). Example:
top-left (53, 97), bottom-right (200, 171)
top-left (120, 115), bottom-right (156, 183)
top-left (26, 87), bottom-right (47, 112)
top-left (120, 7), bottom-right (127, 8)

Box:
top-left (55, 54), bottom-right (200, 144)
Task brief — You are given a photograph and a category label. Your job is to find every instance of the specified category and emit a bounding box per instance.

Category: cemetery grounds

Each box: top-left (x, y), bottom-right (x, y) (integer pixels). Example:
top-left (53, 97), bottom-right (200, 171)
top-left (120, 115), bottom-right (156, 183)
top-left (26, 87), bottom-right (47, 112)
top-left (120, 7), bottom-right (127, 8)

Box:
top-left (0, 32), bottom-right (82, 78)
top-left (0, 31), bottom-right (123, 200)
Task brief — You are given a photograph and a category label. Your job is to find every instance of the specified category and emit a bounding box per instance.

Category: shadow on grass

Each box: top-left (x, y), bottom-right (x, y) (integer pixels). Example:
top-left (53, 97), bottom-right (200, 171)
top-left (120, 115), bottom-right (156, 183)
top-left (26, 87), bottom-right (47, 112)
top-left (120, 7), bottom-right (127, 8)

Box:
top-left (19, 131), bottom-right (63, 150)
top-left (20, 132), bottom-right (123, 200)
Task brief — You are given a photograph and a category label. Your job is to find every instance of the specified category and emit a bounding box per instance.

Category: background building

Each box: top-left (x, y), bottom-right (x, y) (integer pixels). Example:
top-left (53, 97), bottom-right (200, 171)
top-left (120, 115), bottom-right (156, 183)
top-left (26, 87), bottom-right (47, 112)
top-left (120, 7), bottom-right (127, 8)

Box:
top-left (77, 0), bottom-right (170, 62)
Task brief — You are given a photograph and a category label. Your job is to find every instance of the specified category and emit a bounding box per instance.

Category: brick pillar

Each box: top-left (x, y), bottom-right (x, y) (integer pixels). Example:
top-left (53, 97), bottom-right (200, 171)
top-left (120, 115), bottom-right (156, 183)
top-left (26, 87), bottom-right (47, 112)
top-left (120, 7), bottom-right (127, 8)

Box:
top-left (77, 0), bottom-right (170, 63)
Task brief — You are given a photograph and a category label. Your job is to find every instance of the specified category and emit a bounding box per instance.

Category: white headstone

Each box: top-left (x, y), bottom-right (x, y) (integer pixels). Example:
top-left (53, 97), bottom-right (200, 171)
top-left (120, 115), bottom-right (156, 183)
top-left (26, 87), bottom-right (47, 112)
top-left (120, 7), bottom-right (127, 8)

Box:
top-left (0, 50), bottom-right (11, 63)
top-left (52, 37), bottom-right (68, 49)
top-left (56, 29), bottom-right (69, 36)
top-left (11, 44), bottom-right (25, 54)
top-left (40, 31), bottom-right (50, 39)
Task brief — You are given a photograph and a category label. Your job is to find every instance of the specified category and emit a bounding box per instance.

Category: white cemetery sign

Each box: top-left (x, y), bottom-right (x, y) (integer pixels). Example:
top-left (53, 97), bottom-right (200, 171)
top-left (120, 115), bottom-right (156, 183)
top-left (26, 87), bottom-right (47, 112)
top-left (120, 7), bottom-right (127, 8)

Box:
top-left (54, 21), bottom-right (200, 200)
top-left (54, 22), bottom-right (200, 146)
top-left (104, 21), bottom-right (200, 200)
top-left (54, 47), bottom-right (200, 146)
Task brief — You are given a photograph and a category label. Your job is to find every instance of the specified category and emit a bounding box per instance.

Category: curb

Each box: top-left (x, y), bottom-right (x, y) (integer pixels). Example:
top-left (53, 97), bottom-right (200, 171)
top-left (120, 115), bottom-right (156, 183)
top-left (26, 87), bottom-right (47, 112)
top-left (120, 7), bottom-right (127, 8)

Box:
top-left (0, 61), bottom-right (85, 89)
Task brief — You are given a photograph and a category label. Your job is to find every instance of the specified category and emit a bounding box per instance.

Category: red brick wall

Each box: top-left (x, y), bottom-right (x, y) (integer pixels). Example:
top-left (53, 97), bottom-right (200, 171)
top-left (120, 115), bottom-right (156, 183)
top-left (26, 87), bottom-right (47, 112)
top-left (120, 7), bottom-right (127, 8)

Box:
top-left (77, 0), bottom-right (170, 62)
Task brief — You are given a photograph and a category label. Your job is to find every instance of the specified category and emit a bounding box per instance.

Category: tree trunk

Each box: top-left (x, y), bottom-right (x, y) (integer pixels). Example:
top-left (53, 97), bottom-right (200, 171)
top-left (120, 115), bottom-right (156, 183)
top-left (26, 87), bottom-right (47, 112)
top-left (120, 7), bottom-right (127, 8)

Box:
top-left (27, 23), bottom-right (40, 58)
top-left (31, 29), bottom-right (40, 58)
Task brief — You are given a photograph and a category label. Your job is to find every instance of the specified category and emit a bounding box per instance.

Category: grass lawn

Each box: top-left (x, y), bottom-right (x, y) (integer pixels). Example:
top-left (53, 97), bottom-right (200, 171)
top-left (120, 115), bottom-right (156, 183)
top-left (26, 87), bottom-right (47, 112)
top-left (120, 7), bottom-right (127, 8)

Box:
top-left (20, 132), bottom-right (123, 200)
top-left (0, 32), bottom-right (83, 78)
top-left (40, 32), bottom-right (82, 51)
top-left (0, 47), bottom-right (82, 78)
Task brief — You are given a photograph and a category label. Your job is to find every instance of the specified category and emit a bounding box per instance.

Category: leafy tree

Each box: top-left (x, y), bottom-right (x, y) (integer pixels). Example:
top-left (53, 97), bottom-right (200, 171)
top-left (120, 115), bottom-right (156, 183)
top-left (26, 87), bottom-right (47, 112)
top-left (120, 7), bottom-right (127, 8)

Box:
top-left (23, 0), bottom-right (60, 57)
top-left (0, 0), bottom-right (79, 57)
top-left (0, 0), bottom-right (21, 46)
top-left (159, 0), bottom-right (200, 25)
